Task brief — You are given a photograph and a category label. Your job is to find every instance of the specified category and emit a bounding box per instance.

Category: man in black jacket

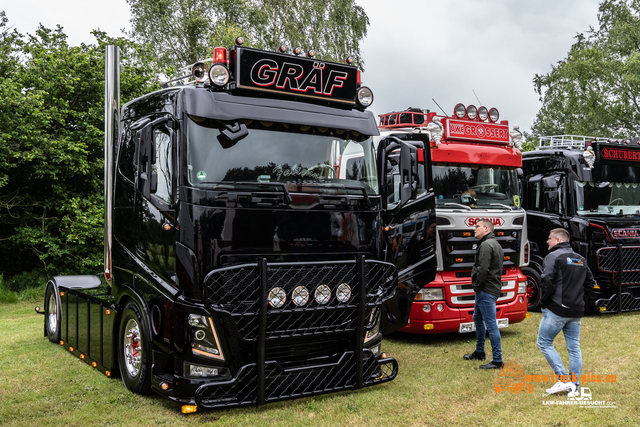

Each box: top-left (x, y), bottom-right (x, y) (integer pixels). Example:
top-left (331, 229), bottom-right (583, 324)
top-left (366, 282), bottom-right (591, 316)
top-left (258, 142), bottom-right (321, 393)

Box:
top-left (538, 228), bottom-right (595, 395)
top-left (463, 219), bottom-right (504, 369)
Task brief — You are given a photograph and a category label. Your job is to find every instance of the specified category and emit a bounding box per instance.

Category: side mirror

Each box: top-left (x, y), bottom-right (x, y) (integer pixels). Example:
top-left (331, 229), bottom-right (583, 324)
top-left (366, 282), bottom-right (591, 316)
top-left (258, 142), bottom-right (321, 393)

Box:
top-left (545, 190), bottom-right (559, 214)
top-left (135, 117), bottom-right (171, 198)
top-left (400, 140), bottom-right (418, 204)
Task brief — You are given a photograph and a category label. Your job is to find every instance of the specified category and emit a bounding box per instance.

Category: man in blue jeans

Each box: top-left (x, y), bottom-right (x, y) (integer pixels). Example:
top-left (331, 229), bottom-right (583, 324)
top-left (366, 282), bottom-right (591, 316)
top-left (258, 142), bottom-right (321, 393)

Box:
top-left (538, 228), bottom-right (594, 394)
top-left (463, 219), bottom-right (504, 369)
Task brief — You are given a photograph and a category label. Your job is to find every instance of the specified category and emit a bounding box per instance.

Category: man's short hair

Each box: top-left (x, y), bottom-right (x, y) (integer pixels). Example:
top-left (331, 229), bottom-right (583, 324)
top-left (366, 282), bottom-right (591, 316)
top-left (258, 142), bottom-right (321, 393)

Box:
top-left (550, 228), bottom-right (570, 242)
top-left (477, 219), bottom-right (495, 232)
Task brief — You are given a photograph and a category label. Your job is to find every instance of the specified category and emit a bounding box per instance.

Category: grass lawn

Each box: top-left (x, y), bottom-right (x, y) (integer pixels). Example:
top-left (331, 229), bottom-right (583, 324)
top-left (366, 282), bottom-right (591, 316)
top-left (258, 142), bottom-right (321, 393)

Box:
top-left (1, 299), bottom-right (638, 426)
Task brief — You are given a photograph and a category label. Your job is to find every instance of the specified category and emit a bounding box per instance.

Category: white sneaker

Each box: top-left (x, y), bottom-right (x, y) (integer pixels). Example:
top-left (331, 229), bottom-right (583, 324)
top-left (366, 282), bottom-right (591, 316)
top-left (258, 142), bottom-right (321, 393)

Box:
top-left (546, 381), bottom-right (574, 394)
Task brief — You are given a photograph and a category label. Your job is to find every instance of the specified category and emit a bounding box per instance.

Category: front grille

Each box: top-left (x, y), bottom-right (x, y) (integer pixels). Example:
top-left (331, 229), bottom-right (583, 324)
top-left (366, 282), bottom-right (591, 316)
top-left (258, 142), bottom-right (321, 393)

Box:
top-left (195, 350), bottom-right (398, 408)
top-left (198, 257), bottom-right (399, 407)
top-left (597, 246), bottom-right (640, 285)
top-left (205, 260), bottom-right (396, 342)
top-left (439, 230), bottom-right (521, 269)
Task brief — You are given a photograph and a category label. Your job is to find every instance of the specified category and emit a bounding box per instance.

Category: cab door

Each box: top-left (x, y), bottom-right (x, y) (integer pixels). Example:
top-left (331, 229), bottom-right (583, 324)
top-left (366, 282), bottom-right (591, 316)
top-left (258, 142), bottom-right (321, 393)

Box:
top-left (377, 134), bottom-right (436, 333)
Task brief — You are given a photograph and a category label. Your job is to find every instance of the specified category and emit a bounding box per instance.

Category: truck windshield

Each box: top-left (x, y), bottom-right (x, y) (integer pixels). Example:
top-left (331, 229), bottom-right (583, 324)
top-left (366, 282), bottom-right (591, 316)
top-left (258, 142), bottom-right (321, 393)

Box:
top-left (186, 116), bottom-right (379, 195)
top-left (432, 163), bottom-right (520, 209)
top-left (575, 181), bottom-right (640, 215)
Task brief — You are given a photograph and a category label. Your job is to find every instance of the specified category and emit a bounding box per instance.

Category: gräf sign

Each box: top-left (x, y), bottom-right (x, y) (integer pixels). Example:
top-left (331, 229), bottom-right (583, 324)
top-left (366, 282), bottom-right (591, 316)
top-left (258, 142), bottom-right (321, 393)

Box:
top-left (234, 47), bottom-right (358, 104)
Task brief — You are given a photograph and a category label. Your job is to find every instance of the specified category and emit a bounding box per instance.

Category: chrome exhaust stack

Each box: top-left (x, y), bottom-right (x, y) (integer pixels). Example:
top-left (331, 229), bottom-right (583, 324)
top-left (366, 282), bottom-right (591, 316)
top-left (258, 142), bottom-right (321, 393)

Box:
top-left (104, 45), bottom-right (120, 285)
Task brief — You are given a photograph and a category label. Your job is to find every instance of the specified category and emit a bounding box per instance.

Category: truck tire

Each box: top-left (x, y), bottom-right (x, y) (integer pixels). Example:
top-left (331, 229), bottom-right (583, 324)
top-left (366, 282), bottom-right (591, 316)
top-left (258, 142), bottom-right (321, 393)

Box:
top-left (118, 301), bottom-right (151, 395)
top-left (522, 266), bottom-right (542, 312)
top-left (44, 281), bottom-right (61, 343)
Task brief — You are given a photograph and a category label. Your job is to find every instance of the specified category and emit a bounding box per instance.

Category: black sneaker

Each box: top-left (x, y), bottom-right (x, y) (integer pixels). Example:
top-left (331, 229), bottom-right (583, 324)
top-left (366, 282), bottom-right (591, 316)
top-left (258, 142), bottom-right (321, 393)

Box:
top-left (480, 361), bottom-right (504, 369)
top-left (463, 351), bottom-right (486, 361)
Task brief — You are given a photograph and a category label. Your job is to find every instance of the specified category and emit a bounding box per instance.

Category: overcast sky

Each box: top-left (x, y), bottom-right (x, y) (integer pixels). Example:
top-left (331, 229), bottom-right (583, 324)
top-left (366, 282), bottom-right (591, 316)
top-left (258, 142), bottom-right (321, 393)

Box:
top-left (3, 0), bottom-right (602, 134)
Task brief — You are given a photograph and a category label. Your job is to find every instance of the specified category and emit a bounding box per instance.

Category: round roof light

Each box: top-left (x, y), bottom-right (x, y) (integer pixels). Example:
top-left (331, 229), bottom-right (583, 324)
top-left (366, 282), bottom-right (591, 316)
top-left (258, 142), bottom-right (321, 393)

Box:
top-left (336, 283), bottom-right (352, 303)
top-left (292, 286), bottom-right (310, 306)
top-left (208, 64), bottom-right (229, 86)
top-left (235, 37), bottom-right (244, 46)
top-left (467, 105), bottom-right (478, 120)
top-left (478, 106), bottom-right (489, 121)
top-left (454, 103), bottom-right (466, 118)
top-left (489, 108), bottom-right (500, 123)
top-left (356, 86), bottom-right (374, 108)
top-left (293, 47), bottom-right (303, 56)
top-left (306, 49), bottom-right (315, 58)
top-left (278, 45), bottom-right (287, 53)
top-left (314, 285), bottom-right (331, 305)
top-left (191, 62), bottom-right (208, 82)
top-left (268, 287), bottom-right (286, 308)
top-left (345, 56), bottom-right (354, 65)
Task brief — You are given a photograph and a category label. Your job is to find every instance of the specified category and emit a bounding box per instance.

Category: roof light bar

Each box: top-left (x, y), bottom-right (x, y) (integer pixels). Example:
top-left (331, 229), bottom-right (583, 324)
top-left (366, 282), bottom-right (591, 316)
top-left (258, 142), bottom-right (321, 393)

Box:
top-left (454, 103), bottom-right (466, 119)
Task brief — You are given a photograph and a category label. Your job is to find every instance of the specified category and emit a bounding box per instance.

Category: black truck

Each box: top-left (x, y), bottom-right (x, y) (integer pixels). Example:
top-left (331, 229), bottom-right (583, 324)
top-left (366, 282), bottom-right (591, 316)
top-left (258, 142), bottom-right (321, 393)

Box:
top-left (522, 135), bottom-right (640, 313)
top-left (38, 41), bottom-right (436, 412)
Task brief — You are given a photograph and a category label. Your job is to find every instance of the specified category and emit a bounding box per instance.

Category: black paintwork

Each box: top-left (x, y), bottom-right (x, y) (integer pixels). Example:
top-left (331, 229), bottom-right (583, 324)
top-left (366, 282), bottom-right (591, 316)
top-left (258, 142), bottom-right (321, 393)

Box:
top-left (522, 143), bottom-right (640, 312)
top-left (104, 83), bottom-right (436, 405)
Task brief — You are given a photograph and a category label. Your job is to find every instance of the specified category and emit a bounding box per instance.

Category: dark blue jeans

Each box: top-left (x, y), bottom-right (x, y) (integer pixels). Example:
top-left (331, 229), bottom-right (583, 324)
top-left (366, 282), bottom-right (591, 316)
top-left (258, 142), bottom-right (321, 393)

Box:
top-left (473, 290), bottom-right (502, 362)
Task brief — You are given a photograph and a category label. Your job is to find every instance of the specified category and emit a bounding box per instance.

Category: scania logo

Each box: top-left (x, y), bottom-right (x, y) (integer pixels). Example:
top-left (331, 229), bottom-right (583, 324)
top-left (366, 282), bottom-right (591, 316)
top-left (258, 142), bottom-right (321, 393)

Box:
top-left (611, 228), bottom-right (640, 239)
top-left (465, 217), bottom-right (505, 227)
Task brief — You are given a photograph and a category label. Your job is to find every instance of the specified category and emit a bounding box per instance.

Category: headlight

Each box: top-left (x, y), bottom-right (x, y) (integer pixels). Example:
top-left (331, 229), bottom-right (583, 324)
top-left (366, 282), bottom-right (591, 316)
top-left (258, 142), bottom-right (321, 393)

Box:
top-left (489, 107), bottom-right (500, 123)
top-left (188, 314), bottom-right (224, 360)
top-left (314, 284), bottom-right (331, 305)
top-left (466, 105), bottom-right (478, 120)
top-left (518, 281), bottom-right (527, 294)
top-left (356, 86), bottom-right (374, 108)
top-left (478, 106), bottom-right (488, 121)
top-left (268, 287), bottom-right (286, 308)
top-left (336, 283), bottom-right (352, 303)
top-left (364, 310), bottom-right (381, 344)
top-left (208, 64), bottom-right (230, 86)
top-left (415, 287), bottom-right (444, 301)
top-left (292, 286), bottom-right (309, 306)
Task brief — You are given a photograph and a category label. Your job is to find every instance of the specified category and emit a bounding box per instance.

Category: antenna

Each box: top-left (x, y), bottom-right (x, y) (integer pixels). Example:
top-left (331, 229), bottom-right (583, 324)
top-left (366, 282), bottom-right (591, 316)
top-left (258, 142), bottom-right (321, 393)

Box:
top-left (432, 98), bottom-right (447, 116)
top-left (472, 90), bottom-right (482, 106)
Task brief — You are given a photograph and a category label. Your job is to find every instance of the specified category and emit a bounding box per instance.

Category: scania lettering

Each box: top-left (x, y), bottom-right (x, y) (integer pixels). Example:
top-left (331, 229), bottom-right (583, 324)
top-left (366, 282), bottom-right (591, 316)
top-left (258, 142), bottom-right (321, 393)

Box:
top-left (522, 135), bottom-right (640, 312)
top-left (377, 105), bottom-right (529, 334)
top-left (35, 41), bottom-right (436, 412)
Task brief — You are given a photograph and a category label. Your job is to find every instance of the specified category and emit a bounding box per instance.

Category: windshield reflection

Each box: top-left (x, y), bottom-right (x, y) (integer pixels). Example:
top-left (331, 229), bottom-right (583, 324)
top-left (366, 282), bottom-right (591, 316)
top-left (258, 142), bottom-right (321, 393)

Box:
top-left (186, 116), bottom-right (379, 195)
top-left (433, 163), bottom-right (520, 209)
top-left (576, 181), bottom-right (640, 215)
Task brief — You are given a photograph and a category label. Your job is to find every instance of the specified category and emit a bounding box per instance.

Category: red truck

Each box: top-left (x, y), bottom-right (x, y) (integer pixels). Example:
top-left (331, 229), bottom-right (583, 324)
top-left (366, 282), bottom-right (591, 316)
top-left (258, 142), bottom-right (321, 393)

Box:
top-left (378, 105), bottom-right (529, 334)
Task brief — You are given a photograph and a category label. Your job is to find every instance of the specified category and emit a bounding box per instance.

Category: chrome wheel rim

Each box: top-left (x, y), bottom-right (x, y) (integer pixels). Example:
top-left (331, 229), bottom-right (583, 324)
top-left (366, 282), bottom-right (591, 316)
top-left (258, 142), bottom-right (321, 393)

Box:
top-left (47, 293), bottom-right (57, 335)
top-left (123, 319), bottom-right (142, 377)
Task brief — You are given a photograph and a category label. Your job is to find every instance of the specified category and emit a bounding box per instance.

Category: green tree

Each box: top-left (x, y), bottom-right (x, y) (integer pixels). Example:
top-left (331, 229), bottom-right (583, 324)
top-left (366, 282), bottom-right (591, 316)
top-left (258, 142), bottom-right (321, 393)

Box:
top-left (126, 0), bottom-right (369, 73)
top-left (0, 14), bottom-right (158, 279)
top-left (532, 0), bottom-right (640, 138)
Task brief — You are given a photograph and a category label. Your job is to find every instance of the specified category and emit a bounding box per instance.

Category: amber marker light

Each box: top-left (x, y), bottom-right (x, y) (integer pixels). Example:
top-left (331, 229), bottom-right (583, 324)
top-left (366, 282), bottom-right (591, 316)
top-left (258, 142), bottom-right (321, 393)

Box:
top-left (161, 382), bottom-right (170, 391)
top-left (496, 231), bottom-right (505, 236)
top-left (80, 354), bottom-right (85, 359)
top-left (504, 256), bottom-right (510, 261)
top-left (455, 258), bottom-right (464, 263)
top-left (463, 232), bottom-right (472, 237)
top-left (60, 291), bottom-right (65, 296)
top-left (424, 324), bottom-right (434, 330)
top-left (105, 309), bottom-right (112, 315)
top-left (92, 362), bottom-right (97, 368)
top-left (69, 347), bottom-right (74, 352)
top-left (181, 405), bottom-right (198, 414)
top-left (105, 371), bottom-right (111, 377)
top-left (526, 313), bottom-right (532, 319)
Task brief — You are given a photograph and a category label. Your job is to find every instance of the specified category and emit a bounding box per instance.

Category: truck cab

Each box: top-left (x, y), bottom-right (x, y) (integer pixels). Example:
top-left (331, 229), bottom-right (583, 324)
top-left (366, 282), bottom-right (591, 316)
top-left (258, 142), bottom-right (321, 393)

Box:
top-left (522, 135), bottom-right (640, 312)
top-left (40, 42), bottom-right (436, 411)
